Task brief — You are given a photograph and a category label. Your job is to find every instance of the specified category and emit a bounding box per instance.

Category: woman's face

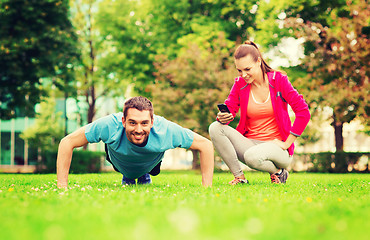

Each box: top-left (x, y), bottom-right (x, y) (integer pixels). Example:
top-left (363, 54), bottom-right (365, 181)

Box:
top-left (234, 55), bottom-right (262, 84)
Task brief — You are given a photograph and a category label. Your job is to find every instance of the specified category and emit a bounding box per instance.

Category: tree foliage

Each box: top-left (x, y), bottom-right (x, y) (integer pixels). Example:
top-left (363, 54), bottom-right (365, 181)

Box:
top-left (21, 96), bottom-right (64, 153)
top-left (0, 0), bottom-right (79, 119)
top-left (143, 0), bottom-right (258, 48)
top-left (251, 0), bottom-right (347, 48)
top-left (3, 0), bottom-right (369, 155)
top-left (95, 0), bottom-right (157, 95)
top-left (284, 0), bottom-right (369, 151)
top-left (149, 34), bottom-right (235, 137)
top-left (69, 0), bottom-right (157, 124)
top-left (69, 0), bottom-right (115, 124)
top-left (98, 0), bottom-right (259, 95)
top-left (149, 33), bottom-right (237, 168)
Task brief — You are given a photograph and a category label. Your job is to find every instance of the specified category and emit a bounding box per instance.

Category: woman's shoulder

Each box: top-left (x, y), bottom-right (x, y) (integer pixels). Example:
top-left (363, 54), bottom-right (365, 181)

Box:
top-left (268, 71), bottom-right (290, 86)
top-left (234, 76), bottom-right (244, 83)
top-left (233, 76), bottom-right (248, 88)
top-left (267, 71), bottom-right (287, 80)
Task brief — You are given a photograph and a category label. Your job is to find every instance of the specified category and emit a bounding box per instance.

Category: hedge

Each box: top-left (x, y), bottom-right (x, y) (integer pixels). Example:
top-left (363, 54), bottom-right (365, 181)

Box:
top-left (37, 150), bottom-right (105, 174)
top-left (36, 150), bottom-right (369, 174)
top-left (294, 152), bottom-right (370, 173)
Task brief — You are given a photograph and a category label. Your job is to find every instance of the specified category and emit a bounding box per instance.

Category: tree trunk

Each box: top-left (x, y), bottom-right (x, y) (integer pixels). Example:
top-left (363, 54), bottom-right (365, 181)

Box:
top-left (64, 90), bottom-right (68, 136)
top-left (333, 118), bottom-right (344, 152)
top-left (87, 85), bottom-right (96, 124)
top-left (191, 149), bottom-right (200, 170)
top-left (86, 2), bottom-right (95, 125)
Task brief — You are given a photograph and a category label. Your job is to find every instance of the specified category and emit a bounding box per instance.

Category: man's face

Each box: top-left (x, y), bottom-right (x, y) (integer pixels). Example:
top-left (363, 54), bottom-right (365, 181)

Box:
top-left (122, 108), bottom-right (153, 146)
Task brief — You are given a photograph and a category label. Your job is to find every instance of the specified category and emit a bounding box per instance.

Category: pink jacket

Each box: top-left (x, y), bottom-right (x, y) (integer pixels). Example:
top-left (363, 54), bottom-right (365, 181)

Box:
top-left (224, 71), bottom-right (311, 156)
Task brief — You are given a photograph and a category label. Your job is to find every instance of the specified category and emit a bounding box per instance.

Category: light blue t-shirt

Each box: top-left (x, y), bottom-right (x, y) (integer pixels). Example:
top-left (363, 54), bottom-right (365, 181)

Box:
top-left (85, 113), bottom-right (194, 179)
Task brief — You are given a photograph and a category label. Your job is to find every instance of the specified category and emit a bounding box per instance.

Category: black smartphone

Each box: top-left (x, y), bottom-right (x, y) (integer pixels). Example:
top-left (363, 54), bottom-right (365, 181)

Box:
top-left (217, 103), bottom-right (230, 113)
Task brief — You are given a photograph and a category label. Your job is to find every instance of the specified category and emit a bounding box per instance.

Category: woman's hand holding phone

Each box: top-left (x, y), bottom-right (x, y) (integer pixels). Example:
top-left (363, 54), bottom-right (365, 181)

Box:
top-left (217, 104), bottom-right (233, 124)
top-left (217, 112), bottom-right (234, 124)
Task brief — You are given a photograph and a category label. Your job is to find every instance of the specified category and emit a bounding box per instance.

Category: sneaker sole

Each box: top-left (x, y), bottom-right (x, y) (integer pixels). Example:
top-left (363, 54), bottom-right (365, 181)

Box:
top-left (280, 171), bottom-right (289, 184)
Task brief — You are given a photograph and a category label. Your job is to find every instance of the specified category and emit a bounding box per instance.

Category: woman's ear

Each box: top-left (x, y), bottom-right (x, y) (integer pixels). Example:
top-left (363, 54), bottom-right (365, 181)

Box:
top-left (258, 57), bottom-right (262, 65)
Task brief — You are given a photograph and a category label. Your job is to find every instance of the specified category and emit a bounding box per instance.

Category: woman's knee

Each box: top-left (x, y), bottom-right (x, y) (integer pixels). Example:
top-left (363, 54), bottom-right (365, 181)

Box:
top-left (244, 158), bottom-right (260, 169)
top-left (243, 143), bottom-right (291, 170)
top-left (208, 121), bottom-right (223, 137)
top-left (243, 149), bottom-right (263, 169)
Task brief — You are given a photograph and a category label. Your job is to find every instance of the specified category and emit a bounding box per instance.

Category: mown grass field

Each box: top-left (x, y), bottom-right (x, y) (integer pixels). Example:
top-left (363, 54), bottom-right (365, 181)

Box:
top-left (1, 171), bottom-right (369, 240)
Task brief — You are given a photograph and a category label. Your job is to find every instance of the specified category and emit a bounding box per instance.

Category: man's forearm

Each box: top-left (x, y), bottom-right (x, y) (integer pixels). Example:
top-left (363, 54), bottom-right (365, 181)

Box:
top-left (56, 126), bottom-right (88, 188)
top-left (199, 141), bottom-right (214, 187)
top-left (56, 139), bottom-right (74, 188)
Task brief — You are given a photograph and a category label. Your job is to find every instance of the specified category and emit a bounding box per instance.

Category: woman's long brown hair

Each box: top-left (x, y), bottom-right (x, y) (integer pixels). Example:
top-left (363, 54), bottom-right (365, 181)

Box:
top-left (234, 40), bottom-right (275, 80)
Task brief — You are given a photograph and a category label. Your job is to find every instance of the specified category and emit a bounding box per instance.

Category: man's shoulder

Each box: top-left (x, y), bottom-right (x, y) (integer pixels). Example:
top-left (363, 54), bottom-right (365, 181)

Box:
top-left (110, 112), bottom-right (123, 121)
top-left (102, 112), bottom-right (122, 121)
top-left (84, 112), bottom-right (123, 143)
top-left (150, 115), bottom-right (194, 149)
top-left (153, 115), bottom-right (170, 128)
top-left (153, 115), bottom-right (186, 132)
top-left (88, 112), bottom-right (123, 128)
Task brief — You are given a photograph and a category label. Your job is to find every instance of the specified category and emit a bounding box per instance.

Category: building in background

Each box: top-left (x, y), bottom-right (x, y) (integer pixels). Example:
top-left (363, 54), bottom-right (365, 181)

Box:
top-left (0, 117), bottom-right (37, 172)
top-left (0, 97), bottom-right (80, 173)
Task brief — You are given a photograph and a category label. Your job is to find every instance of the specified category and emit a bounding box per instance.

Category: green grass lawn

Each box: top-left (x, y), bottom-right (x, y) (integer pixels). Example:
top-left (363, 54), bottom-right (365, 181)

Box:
top-left (1, 171), bottom-right (369, 240)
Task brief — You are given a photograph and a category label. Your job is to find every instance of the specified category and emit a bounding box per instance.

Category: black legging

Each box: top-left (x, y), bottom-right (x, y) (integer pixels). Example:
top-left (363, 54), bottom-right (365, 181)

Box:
top-left (104, 144), bottom-right (162, 176)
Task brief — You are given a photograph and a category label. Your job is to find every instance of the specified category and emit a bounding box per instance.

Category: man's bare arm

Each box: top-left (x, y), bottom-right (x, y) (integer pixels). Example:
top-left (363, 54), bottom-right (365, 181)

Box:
top-left (57, 126), bottom-right (89, 188)
top-left (188, 133), bottom-right (214, 187)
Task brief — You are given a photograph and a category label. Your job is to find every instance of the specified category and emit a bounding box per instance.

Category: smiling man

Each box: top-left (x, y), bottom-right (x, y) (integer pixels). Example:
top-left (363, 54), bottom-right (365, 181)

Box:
top-left (57, 96), bottom-right (214, 188)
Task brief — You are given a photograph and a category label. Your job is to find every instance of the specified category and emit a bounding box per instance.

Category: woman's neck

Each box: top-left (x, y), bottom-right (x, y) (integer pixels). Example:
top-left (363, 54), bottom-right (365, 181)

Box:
top-left (252, 73), bottom-right (268, 88)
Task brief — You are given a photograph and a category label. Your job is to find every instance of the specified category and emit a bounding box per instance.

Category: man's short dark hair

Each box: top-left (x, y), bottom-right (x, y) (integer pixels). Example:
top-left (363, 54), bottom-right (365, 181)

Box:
top-left (123, 96), bottom-right (154, 119)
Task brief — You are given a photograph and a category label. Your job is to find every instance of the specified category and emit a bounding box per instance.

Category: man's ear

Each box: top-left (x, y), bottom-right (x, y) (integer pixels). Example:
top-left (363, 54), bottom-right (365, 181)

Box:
top-left (122, 116), bottom-right (126, 126)
top-left (150, 117), bottom-right (154, 128)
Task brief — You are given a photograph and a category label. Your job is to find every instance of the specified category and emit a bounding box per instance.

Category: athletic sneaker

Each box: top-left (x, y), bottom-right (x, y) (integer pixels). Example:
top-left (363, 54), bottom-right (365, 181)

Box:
top-left (270, 174), bottom-right (281, 184)
top-left (122, 175), bottom-right (136, 185)
top-left (229, 177), bottom-right (249, 185)
top-left (276, 169), bottom-right (289, 184)
top-left (137, 173), bottom-right (152, 184)
top-left (270, 169), bottom-right (289, 184)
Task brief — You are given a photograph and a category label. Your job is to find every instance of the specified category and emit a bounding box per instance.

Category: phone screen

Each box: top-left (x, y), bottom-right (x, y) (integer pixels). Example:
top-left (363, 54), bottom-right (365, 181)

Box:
top-left (217, 104), bottom-right (230, 113)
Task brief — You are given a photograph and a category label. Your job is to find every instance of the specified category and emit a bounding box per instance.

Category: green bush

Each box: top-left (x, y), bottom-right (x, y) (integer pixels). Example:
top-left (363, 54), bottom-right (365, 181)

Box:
top-left (37, 150), bottom-right (105, 174)
top-left (70, 151), bottom-right (105, 174)
top-left (295, 152), bottom-right (370, 173)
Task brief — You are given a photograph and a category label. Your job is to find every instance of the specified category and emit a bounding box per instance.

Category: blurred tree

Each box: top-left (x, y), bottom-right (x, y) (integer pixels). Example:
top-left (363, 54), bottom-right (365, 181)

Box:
top-left (97, 0), bottom-right (258, 95)
top-left (68, 0), bottom-right (135, 125)
top-left (284, 0), bottom-right (369, 151)
top-left (248, 0), bottom-right (370, 152)
top-left (251, 0), bottom-right (347, 50)
top-left (144, 0), bottom-right (258, 53)
top-left (0, 0), bottom-right (79, 119)
top-left (21, 96), bottom-right (64, 153)
top-left (149, 33), bottom-right (236, 168)
top-left (95, 0), bottom-right (157, 97)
